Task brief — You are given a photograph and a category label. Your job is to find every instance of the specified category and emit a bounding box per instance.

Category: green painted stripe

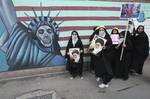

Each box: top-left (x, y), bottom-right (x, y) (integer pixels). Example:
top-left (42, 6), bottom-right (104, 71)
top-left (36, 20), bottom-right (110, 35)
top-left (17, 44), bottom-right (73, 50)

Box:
top-left (83, 56), bottom-right (90, 62)
top-left (56, 20), bottom-right (127, 27)
top-left (59, 30), bottom-right (93, 37)
top-left (13, 0), bottom-right (122, 7)
top-left (16, 10), bottom-right (121, 17)
top-left (75, 56), bottom-right (90, 62)
top-left (22, 20), bottom-right (127, 27)
top-left (141, 4), bottom-right (150, 18)
top-left (23, 20), bottom-right (127, 27)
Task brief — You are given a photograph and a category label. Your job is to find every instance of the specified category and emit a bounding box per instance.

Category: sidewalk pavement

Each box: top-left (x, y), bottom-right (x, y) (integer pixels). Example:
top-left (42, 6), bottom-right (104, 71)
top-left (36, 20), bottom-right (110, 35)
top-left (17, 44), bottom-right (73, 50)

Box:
top-left (0, 60), bottom-right (149, 99)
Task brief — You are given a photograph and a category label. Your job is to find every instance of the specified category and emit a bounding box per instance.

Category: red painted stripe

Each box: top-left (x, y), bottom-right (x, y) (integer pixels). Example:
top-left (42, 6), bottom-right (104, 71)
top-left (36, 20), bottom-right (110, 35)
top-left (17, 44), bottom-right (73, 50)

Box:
top-left (15, 6), bottom-right (120, 11)
top-left (58, 26), bottom-right (126, 31)
top-left (59, 36), bottom-right (90, 41)
top-left (17, 16), bottom-right (126, 21)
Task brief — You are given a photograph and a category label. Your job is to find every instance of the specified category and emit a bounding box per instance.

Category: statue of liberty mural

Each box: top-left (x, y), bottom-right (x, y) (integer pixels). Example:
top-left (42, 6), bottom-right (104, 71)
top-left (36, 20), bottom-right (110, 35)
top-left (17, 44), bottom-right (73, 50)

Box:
top-left (0, 0), bottom-right (66, 71)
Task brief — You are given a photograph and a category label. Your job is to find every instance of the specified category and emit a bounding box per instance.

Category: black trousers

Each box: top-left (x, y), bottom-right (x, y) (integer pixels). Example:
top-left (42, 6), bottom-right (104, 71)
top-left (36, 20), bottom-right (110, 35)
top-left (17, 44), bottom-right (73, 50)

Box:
top-left (135, 61), bottom-right (145, 74)
top-left (101, 73), bottom-right (113, 84)
top-left (90, 54), bottom-right (96, 71)
top-left (70, 63), bottom-right (83, 77)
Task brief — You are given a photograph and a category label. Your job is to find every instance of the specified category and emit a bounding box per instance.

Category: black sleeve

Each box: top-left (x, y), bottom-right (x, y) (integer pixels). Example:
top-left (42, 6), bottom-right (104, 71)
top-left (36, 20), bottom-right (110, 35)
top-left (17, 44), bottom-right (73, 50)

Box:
top-left (65, 40), bottom-right (71, 58)
top-left (143, 35), bottom-right (149, 59)
top-left (105, 34), bottom-right (112, 50)
top-left (79, 40), bottom-right (84, 52)
top-left (124, 35), bottom-right (133, 51)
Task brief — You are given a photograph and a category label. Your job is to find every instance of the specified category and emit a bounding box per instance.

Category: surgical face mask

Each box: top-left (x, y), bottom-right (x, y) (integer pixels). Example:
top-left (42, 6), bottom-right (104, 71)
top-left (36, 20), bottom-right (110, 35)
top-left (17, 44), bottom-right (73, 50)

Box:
top-left (99, 31), bottom-right (106, 37)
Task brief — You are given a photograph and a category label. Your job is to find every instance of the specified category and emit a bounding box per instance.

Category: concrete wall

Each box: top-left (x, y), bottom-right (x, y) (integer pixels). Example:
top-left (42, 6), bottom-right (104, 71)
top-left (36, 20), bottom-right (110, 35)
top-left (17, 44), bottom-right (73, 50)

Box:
top-left (0, 0), bottom-right (150, 75)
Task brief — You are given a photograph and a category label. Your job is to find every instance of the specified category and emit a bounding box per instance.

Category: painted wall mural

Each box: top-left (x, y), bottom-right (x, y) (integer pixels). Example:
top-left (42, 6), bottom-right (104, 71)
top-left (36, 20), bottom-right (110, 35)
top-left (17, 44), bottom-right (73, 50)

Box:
top-left (0, 0), bottom-right (150, 72)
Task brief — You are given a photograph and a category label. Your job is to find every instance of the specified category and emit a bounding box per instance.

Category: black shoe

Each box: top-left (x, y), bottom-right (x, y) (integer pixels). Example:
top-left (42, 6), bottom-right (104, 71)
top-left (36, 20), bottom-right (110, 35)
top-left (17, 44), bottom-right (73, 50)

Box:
top-left (122, 77), bottom-right (129, 81)
top-left (129, 69), bottom-right (136, 75)
top-left (137, 72), bottom-right (143, 75)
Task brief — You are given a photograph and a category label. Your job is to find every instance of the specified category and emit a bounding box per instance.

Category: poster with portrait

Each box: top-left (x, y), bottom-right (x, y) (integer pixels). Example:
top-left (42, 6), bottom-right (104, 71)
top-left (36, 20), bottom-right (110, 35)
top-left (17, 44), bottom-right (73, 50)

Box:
top-left (69, 48), bottom-right (80, 63)
top-left (110, 34), bottom-right (119, 44)
top-left (89, 35), bottom-right (107, 55)
top-left (120, 3), bottom-right (141, 18)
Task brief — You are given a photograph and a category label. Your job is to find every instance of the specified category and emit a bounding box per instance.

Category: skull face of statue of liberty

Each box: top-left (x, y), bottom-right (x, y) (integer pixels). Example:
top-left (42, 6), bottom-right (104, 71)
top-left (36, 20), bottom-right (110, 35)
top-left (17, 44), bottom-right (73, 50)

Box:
top-left (0, 1), bottom-right (66, 71)
top-left (5, 7), bottom-right (66, 70)
top-left (36, 25), bottom-right (54, 47)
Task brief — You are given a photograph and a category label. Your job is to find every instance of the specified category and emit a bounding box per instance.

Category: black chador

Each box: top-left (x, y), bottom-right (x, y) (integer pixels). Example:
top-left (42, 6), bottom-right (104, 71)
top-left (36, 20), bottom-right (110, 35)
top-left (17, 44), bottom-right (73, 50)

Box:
top-left (109, 28), bottom-right (120, 76)
top-left (89, 26), bottom-right (99, 71)
top-left (131, 25), bottom-right (149, 75)
top-left (91, 26), bottom-right (113, 85)
top-left (115, 31), bottom-right (133, 80)
top-left (65, 31), bottom-right (84, 78)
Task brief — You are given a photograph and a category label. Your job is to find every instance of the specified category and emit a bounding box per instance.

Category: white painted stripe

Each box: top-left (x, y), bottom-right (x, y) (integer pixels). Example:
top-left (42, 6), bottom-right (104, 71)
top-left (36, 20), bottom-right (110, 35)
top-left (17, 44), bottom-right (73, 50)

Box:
top-left (21, 20), bottom-right (127, 27)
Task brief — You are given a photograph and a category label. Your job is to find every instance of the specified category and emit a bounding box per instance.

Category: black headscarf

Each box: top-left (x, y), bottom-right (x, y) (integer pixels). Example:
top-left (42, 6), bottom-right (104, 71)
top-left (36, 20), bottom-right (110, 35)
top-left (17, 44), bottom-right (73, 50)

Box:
top-left (68, 30), bottom-right (82, 43)
top-left (111, 28), bottom-right (119, 35)
top-left (135, 25), bottom-right (145, 34)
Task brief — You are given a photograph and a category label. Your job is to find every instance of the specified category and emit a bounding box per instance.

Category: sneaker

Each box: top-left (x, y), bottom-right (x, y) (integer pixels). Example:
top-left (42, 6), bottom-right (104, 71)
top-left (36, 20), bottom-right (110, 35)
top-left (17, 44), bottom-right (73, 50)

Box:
top-left (98, 83), bottom-right (105, 88)
top-left (70, 77), bottom-right (74, 80)
top-left (80, 76), bottom-right (84, 80)
top-left (96, 77), bottom-right (100, 82)
top-left (98, 83), bottom-right (109, 88)
top-left (104, 84), bottom-right (109, 88)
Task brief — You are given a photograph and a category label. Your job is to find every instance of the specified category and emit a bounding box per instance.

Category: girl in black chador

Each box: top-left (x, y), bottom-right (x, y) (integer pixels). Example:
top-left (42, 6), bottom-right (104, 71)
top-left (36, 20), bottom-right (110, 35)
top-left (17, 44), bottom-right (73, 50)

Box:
top-left (115, 30), bottom-right (133, 80)
top-left (89, 26), bottom-right (113, 88)
top-left (89, 26), bottom-right (99, 72)
top-left (131, 25), bottom-right (149, 75)
top-left (110, 27), bottom-right (120, 77)
top-left (65, 31), bottom-right (84, 79)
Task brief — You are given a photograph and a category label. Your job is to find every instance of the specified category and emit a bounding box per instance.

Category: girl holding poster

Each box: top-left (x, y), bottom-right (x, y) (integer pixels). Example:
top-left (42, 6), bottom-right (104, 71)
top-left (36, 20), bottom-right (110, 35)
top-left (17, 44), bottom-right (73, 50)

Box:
top-left (89, 26), bottom-right (113, 88)
top-left (65, 31), bottom-right (84, 79)
top-left (110, 27), bottom-right (120, 76)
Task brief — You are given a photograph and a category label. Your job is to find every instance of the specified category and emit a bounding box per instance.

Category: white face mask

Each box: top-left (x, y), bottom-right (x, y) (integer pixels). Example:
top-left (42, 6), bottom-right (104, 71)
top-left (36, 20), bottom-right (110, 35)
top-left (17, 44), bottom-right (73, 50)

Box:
top-left (99, 31), bottom-right (106, 37)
